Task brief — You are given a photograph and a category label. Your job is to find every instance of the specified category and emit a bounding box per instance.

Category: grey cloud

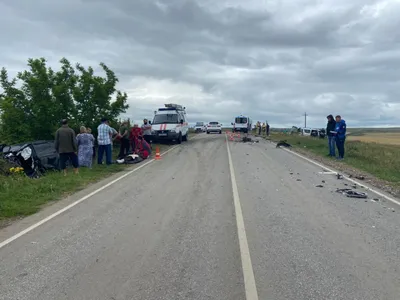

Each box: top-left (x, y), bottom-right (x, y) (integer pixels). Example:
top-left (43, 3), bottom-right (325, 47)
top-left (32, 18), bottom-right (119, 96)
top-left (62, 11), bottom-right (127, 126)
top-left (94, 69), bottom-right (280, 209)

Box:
top-left (1, 0), bottom-right (400, 127)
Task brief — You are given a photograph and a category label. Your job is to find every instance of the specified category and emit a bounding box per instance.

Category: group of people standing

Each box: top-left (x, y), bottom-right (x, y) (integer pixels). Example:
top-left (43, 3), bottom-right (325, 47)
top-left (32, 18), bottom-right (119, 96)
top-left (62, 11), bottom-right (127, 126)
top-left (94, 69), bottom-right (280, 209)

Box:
top-left (117, 118), bottom-right (152, 159)
top-left (54, 118), bottom-right (153, 175)
top-left (255, 121), bottom-right (270, 136)
top-left (326, 115), bottom-right (347, 160)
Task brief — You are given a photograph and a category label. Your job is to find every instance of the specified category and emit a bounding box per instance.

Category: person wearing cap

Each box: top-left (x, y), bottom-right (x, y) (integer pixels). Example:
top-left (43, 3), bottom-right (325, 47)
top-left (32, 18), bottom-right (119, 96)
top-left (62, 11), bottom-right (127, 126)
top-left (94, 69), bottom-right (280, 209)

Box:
top-left (97, 118), bottom-right (114, 165)
top-left (326, 114), bottom-right (336, 157)
top-left (55, 119), bottom-right (79, 175)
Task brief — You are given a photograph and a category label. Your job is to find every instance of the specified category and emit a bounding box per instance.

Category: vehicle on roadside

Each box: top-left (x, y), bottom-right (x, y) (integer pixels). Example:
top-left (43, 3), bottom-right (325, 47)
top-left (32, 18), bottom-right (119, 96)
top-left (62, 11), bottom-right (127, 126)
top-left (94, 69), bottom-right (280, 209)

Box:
top-left (151, 103), bottom-right (189, 144)
top-left (206, 122), bottom-right (222, 134)
top-left (311, 128), bottom-right (326, 139)
top-left (232, 115), bottom-right (252, 133)
top-left (301, 127), bottom-right (312, 136)
top-left (195, 122), bottom-right (206, 133)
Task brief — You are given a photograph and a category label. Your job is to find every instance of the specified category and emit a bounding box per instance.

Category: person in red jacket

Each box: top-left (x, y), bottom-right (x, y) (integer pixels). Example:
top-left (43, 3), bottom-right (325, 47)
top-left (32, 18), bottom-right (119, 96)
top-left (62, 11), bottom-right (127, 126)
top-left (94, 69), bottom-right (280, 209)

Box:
top-left (129, 124), bottom-right (142, 153)
top-left (135, 135), bottom-right (152, 159)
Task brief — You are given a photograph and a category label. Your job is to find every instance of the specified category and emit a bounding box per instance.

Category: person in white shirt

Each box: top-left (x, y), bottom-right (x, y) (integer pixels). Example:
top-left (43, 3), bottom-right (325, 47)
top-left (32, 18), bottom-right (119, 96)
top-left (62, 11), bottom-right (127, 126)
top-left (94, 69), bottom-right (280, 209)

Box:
top-left (141, 118), bottom-right (152, 148)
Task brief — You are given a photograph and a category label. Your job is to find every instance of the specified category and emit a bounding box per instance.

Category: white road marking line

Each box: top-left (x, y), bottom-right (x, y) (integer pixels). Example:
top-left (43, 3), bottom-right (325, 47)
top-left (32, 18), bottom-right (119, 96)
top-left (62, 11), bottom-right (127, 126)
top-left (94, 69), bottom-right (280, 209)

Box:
top-left (226, 135), bottom-right (259, 300)
top-left (318, 171), bottom-right (336, 175)
top-left (277, 146), bottom-right (400, 207)
top-left (0, 145), bottom-right (180, 250)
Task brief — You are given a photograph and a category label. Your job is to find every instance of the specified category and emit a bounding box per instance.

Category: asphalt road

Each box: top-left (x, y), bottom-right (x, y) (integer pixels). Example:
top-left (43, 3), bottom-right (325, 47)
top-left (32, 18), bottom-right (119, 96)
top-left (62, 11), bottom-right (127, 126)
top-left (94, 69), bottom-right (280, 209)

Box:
top-left (1, 133), bottom-right (399, 300)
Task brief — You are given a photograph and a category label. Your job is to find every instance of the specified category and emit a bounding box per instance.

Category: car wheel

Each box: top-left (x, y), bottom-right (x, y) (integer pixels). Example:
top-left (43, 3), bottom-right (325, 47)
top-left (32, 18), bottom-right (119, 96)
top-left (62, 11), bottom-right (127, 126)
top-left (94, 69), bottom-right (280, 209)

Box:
top-left (183, 134), bottom-right (188, 141)
top-left (177, 133), bottom-right (182, 144)
top-left (219, 131), bottom-right (222, 134)
top-left (207, 131), bottom-right (210, 134)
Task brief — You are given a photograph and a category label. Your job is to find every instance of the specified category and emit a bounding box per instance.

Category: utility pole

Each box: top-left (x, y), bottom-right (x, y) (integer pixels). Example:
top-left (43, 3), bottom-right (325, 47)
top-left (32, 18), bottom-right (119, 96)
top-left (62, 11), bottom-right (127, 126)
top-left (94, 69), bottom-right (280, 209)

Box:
top-left (304, 112), bottom-right (308, 128)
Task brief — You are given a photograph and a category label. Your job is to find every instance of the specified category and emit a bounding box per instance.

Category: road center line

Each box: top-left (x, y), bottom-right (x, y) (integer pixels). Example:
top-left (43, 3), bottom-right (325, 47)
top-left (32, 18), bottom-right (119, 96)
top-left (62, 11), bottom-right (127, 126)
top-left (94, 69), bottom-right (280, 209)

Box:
top-left (0, 144), bottom-right (180, 250)
top-left (226, 135), bottom-right (259, 300)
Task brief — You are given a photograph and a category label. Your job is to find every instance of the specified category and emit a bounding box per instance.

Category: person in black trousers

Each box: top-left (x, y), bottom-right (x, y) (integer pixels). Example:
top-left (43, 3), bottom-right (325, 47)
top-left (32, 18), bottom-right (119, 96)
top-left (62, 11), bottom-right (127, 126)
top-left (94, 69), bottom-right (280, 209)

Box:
top-left (118, 121), bottom-right (130, 159)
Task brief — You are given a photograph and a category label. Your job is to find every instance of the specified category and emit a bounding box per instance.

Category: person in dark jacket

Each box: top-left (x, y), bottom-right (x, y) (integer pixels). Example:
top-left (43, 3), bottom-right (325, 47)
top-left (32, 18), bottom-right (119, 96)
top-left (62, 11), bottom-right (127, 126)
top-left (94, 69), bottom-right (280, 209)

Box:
top-left (55, 119), bottom-right (79, 175)
top-left (334, 115), bottom-right (347, 160)
top-left (326, 115), bottom-right (336, 157)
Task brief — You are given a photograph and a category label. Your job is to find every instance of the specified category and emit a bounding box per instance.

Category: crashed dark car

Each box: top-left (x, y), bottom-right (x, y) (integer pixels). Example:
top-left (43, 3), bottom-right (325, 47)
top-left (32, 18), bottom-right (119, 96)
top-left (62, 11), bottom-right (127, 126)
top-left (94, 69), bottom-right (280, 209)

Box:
top-left (2, 140), bottom-right (60, 178)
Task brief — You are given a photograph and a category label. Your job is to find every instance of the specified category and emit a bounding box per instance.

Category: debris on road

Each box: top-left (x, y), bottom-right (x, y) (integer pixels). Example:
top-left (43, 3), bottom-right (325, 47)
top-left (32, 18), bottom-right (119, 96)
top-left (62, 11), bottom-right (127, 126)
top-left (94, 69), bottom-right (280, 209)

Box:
top-left (349, 174), bottom-right (366, 180)
top-left (296, 179), bottom-right (301, 181)
top-left (276, 140), bottom-right (292, 148)
top-left (316, 185), bottom-right (324, 188)
top-left (336, 188), bottom-right (368, 199)
top-left (337, 174), bottom-right (343, 179)
top-left (242, 136), bottom-right (252, 142)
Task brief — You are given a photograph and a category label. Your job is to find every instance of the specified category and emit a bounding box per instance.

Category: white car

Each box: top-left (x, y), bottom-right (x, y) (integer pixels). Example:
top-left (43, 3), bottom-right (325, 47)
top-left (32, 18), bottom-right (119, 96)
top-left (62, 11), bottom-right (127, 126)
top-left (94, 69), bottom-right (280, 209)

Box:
top-left (194, 122), bottom-right (206, 133)
top-left (206, 122), bottom-right (222, 134)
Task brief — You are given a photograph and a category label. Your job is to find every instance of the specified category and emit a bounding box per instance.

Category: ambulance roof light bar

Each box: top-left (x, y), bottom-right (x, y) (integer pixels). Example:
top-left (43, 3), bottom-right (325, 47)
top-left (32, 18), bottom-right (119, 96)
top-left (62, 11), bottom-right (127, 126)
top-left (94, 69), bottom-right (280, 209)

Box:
top-left (164, 103), bottom-right (185, 110)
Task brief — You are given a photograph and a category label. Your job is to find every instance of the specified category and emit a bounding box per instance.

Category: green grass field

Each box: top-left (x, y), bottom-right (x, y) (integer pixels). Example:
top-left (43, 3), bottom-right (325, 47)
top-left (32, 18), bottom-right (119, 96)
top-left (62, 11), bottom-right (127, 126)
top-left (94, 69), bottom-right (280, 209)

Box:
top-left (269, 132), bottom-right (400, 184)
top-left (0, 143), bottom-right (169, 223)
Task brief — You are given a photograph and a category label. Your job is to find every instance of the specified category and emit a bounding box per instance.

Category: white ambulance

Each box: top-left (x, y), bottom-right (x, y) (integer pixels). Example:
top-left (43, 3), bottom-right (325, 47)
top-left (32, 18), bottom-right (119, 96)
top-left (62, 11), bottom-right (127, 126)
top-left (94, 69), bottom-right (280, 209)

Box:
top-left (151, 104), bottom-right (189, 144)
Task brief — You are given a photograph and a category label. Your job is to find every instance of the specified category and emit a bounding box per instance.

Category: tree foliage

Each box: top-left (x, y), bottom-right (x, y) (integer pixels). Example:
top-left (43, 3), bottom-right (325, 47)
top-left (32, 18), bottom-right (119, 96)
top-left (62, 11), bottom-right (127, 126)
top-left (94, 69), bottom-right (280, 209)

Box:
top-left (0, 58), bottom-right (128, 144)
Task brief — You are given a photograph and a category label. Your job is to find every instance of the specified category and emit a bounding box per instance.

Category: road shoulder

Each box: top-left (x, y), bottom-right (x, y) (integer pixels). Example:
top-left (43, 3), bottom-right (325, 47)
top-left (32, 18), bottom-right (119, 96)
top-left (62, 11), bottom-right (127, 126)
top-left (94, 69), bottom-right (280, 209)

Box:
top-left (0, 144), bottom-right (176, 242)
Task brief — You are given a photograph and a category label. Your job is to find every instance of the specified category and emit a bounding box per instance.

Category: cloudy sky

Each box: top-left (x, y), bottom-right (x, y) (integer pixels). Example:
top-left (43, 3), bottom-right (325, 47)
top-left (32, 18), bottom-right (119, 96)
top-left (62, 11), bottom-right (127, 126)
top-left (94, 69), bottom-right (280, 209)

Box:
top-left (1, 0), bottom-right (400, 128)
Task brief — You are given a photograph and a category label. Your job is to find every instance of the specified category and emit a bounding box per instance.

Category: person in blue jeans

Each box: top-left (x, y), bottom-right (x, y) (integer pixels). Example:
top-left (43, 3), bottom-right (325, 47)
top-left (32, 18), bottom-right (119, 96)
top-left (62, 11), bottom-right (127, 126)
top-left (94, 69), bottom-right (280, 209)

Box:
top-left (97, 118), bottom-right (114, 165)
top-left (326, 114), bottom-right (336, 157)
top-left (334, 115), bottom-right (347, 160)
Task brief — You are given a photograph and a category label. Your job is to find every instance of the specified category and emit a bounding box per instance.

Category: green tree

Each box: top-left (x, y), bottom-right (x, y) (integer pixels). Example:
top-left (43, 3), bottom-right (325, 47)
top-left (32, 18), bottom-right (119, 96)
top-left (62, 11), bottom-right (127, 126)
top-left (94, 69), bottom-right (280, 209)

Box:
top-left (0, 68), bottom-right (32, 143)
top-left (72, 62), bottom-right (128, 133)
top-left (0, 57), bottom-right (129, 144)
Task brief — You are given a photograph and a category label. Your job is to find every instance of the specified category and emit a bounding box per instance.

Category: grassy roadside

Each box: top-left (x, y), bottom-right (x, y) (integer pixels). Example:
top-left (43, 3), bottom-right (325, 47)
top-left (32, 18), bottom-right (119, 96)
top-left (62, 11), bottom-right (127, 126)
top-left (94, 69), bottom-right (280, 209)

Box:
top-left (268, 133), bottom-right (400, 185)
top-left (0, 143), bottom-right (169, 223)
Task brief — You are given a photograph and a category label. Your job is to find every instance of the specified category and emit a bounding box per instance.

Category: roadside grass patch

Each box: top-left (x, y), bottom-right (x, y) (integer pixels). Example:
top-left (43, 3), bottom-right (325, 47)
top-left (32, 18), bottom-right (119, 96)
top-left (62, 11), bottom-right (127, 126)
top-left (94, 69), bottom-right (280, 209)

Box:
top-left (0, 164), bottom-right (126, 220)
top-left (270, 133), bottom-right (400, 184)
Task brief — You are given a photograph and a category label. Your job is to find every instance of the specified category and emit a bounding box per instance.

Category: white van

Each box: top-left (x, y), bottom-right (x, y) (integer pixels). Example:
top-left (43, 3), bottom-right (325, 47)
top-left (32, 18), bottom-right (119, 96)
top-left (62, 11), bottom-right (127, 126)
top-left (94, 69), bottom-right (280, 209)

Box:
top-left (151, 104), bottom-right (189, 144)
top-left (232, 115), bottom-right (252, 133)
top-left (301, 127), bottom-right (312, 136)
